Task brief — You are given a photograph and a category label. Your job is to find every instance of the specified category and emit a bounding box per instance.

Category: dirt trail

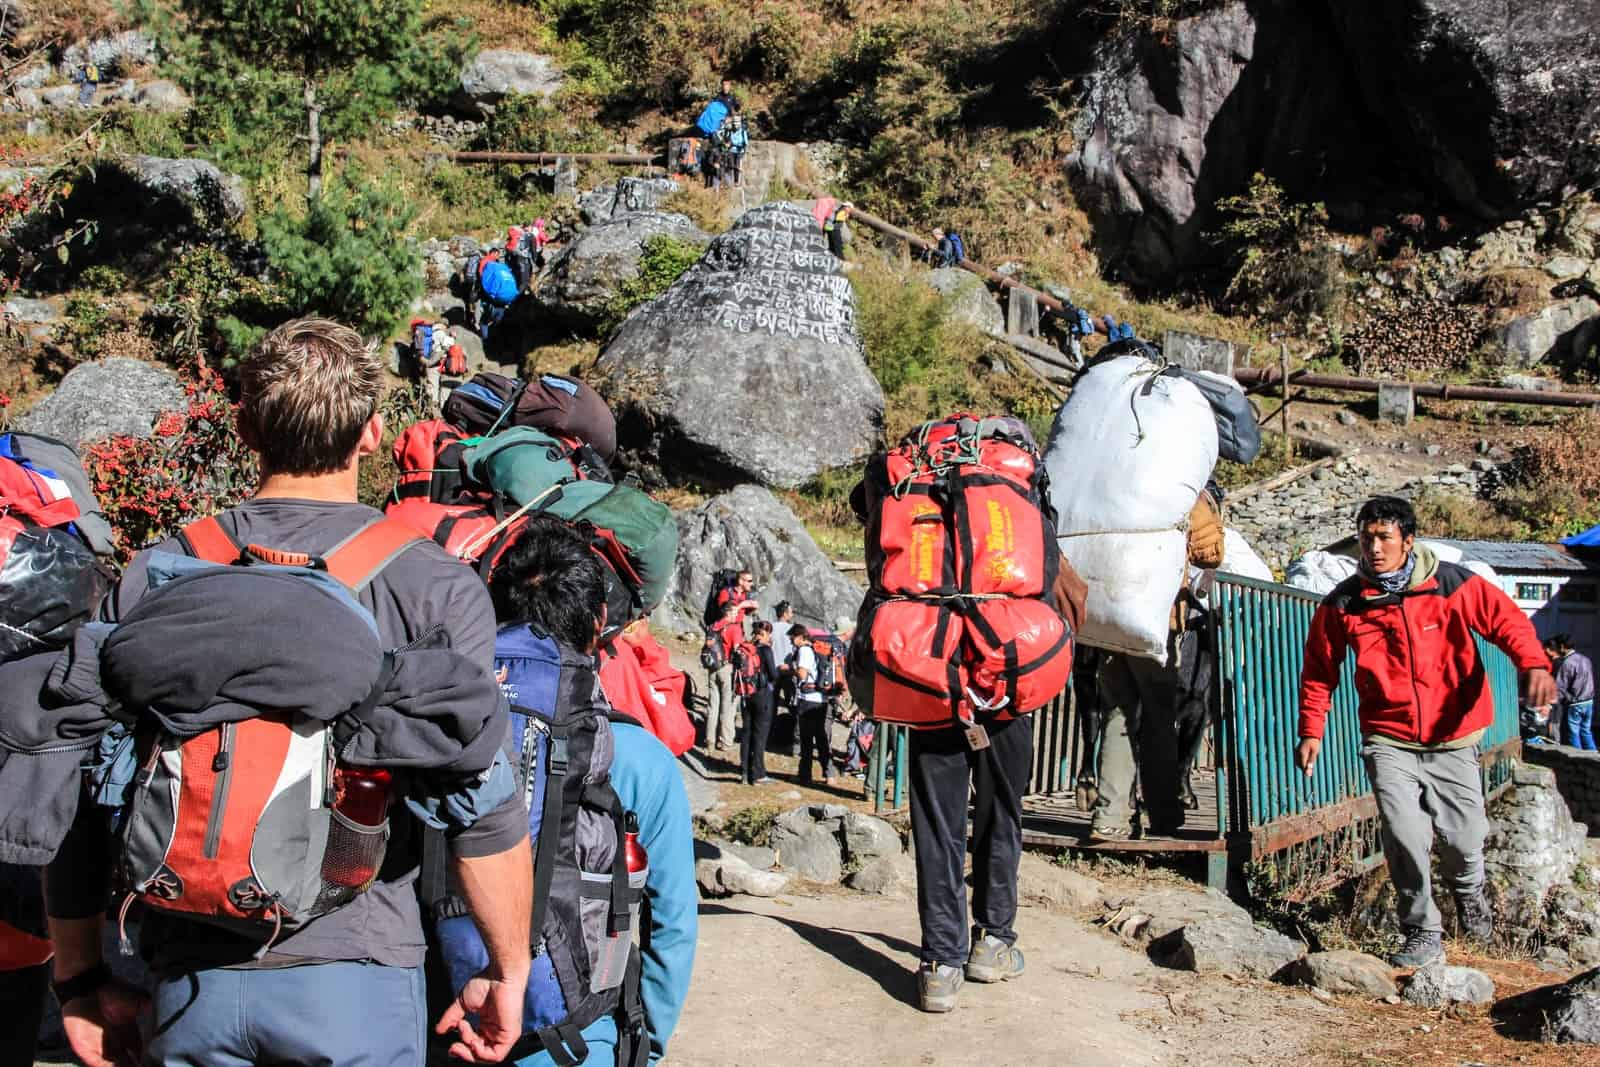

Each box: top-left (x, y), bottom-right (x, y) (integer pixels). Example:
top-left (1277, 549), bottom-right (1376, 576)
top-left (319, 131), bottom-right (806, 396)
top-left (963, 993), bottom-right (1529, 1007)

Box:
top-left (669, 890), bottom-right (1342, 1067)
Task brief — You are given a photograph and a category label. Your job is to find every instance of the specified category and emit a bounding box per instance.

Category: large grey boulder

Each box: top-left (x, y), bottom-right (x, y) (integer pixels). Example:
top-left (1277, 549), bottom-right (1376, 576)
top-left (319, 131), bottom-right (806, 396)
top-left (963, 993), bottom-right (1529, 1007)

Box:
top-left (1484, 761), bottom-right (1587, 933)
top-left (658, 484), bottom-right (863, 634)
top-left (1330, 0), bottom-right (1600, 220)
top-left (0, 166), bottom-right (48, 194)
top-left (59, 30), bottom-right (158, 78)
top-left (133, 80), bottom-right (192, 113)
top-left (1068, 0), bottom-right (1600, 282)
top-left (927, 267), bottom-right (1003, 334)
top-left (18, 358), bottom-right (184, 447)
top-left (1403, 962), bottom-right (1495, 1008)
top-left (535, 211), bottom-right (709, 329)
top-left (1068, 2), bottom-right (1263, 282)
top-left (579, 177), bottom-right (682, 225)
top-left (1286, 951), bottom-right (1398, 999)
top-left (1495, 297), bottom-right (1599, 368)
top-left (596, 201), bottom-right (883, 489)
top-left (116, 155), bottom-right (247, 227)
top-left (455, 50), bottom-right (564, 118)
top-left (1151, 917), bottom-right (1305, 979)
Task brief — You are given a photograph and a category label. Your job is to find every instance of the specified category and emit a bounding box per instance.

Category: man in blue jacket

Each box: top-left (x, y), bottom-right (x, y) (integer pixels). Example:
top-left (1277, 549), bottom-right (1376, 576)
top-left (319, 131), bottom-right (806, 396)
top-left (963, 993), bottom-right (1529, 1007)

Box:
top-left (486, 517), bottom-right (698, 1064)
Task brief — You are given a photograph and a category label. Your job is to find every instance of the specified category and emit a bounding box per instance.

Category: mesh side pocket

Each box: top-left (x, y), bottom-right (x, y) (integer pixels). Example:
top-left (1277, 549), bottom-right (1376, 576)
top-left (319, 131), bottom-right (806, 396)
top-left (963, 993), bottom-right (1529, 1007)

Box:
top-left (316, 811), bottom-right (389, 909)
top-left (580, 873), bottom-right (632, 994)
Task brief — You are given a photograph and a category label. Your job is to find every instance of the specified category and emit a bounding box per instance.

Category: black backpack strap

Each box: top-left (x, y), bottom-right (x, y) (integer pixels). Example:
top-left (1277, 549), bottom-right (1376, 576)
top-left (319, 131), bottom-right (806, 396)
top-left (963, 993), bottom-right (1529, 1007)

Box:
top-left (528, 720), bottom-right (569, 941)
top-left (615, 944), bottom-right (650, 1067)
top-left (527, 1022), bottom-right (589, 1067)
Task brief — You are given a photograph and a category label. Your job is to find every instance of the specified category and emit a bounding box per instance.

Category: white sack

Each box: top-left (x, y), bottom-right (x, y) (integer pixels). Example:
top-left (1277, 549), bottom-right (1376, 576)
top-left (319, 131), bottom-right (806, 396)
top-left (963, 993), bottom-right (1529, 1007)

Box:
top-left (1043, 355), bottom-right (1217, 664)
top-left (1284, 550), bottom-right (1357, 595)
top-left (1220, 527), bottom-right (1274, 582)
top-left (1418, 540), bottom-right (1500, 586)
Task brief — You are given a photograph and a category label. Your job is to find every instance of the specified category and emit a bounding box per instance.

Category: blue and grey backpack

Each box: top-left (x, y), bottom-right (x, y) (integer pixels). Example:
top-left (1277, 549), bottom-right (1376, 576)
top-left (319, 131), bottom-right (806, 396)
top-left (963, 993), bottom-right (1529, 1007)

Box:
top-left (431, 624), bottom-right (649, 1066)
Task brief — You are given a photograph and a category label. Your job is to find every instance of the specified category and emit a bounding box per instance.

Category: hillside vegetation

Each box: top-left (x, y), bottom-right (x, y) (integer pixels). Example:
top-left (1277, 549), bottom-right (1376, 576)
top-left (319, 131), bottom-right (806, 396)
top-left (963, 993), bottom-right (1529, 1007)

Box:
top-left (3, 0), bottom-right (1598, 551)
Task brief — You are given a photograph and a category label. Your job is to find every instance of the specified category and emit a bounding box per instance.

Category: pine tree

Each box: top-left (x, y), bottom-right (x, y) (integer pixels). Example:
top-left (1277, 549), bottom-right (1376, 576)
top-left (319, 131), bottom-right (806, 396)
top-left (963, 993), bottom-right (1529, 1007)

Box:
top-left (147, 0), bottom-right (461, 201)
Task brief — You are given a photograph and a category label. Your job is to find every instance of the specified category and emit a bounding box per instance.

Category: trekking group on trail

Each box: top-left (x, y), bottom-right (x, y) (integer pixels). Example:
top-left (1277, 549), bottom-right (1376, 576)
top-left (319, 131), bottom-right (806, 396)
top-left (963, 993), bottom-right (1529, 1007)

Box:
top-left (0, 297), bottom-right (1569, 1058)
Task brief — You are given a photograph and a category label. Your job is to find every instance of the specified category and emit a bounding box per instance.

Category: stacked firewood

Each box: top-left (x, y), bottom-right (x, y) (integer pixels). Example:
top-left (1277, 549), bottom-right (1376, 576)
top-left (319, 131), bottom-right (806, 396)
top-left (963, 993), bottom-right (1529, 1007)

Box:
top-left (1343, 302), bottom-right (1485, 375)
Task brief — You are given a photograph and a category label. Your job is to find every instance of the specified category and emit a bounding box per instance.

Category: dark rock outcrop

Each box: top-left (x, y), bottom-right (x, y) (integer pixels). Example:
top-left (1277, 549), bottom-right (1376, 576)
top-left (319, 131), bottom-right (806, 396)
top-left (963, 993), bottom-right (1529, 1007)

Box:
top-left (1067, 0), bottom-right (1600, 282)
top-left (658, 484), bottom-right (862, 636)
top-left (596, 202), bottom-right (882, 488)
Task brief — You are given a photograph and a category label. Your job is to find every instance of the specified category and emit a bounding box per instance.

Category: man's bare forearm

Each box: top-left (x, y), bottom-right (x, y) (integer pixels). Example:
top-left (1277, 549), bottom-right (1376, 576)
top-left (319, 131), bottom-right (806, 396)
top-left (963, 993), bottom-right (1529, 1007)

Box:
top-left (453, 835), bottom-right (533, 978)
top-left (45, 914), bottom-right (103, 981)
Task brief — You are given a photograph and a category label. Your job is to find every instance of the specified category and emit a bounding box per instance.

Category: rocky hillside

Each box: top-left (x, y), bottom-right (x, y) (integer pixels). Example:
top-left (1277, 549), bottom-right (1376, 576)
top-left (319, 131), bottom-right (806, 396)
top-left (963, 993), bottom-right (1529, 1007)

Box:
top-left (2, 0), bottom-right (1598, 567)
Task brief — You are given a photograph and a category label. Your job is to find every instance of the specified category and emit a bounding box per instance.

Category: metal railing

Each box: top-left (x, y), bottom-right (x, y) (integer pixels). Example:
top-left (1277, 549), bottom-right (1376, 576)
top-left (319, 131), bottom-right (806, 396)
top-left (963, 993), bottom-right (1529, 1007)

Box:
top-left (1211, 574), bottom-right (1523, 863)
top-left (868, 689), bottom-right (1079, 815)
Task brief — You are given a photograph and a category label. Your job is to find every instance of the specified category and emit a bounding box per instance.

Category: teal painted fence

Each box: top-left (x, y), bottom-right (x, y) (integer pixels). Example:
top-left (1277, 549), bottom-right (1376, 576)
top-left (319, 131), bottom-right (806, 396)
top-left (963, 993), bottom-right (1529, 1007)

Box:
top-left (872, 572), bottom-right (1526, 878)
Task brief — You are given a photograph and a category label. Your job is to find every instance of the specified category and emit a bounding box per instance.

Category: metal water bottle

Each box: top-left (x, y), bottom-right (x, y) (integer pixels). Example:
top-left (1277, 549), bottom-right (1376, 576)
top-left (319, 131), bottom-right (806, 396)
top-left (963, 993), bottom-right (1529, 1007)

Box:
top-left (323, 766), bottom-right (392, 889)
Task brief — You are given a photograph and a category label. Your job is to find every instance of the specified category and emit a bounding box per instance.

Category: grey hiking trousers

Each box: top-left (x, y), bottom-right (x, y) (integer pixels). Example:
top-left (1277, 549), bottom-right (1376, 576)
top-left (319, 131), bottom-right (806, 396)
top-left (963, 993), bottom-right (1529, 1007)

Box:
top-left (1363, 740), bottom-right (1488, 933)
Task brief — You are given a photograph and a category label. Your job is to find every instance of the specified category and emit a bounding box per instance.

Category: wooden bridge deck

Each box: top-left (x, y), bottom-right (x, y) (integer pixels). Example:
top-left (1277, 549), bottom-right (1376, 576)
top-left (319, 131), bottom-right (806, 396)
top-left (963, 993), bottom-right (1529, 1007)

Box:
top-left (1020, 768), bottom-right (1226, 853)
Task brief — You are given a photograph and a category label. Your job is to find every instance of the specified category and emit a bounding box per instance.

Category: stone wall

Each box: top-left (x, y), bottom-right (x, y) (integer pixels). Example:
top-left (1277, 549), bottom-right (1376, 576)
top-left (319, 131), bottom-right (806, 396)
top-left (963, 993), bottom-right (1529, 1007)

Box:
top-left (1524, 745), bottom-right (1600, 830)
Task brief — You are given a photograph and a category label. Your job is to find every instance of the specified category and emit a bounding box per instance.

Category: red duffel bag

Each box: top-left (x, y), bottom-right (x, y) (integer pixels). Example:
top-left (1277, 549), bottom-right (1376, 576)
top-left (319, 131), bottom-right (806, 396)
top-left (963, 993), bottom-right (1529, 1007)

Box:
top-left (963, 597), bottom-right (1074, 720)
top-left (852, 597), bottom-right (967, 729)
top-left (850, 413), bottom-right (1073, 733)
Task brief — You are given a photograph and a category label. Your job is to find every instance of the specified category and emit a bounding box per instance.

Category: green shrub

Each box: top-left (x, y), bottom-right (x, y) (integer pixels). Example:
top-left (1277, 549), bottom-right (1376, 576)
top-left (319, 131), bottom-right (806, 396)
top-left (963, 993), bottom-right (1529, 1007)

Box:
top-left (600, 234), bottom-right (704, 332)
top-left (476, 92), bottom-right (607, 154)
top-left (1211, 173), bottom-right (1343, 322)
top-left (258, 176), bottom-right (422, 338)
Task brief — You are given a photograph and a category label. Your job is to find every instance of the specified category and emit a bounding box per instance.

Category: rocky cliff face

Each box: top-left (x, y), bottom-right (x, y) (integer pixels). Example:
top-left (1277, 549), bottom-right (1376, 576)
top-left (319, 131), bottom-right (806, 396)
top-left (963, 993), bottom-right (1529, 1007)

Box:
top-left (1068, 0), bottom-right (1600, 282)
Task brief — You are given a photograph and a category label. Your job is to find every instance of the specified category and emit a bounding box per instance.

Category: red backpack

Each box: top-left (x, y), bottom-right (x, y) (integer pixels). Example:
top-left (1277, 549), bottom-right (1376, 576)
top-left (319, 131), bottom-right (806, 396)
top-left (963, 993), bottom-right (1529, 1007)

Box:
top-left (116, 515), bottom-right (422, 945)
top-left (850, 414), bottom-right (1073, 734)
top-left (731, 641), bottom-right (762, 698)
top-left (391, 419), bottom-right (470, 505)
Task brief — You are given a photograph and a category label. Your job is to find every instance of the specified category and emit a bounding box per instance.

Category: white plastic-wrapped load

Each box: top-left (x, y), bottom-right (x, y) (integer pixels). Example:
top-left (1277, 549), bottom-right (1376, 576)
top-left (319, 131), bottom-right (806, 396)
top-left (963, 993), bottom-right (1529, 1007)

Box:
top-left (1420, 540), bottom-right (1500, 585)
top-left (1284, 550), bottom-right (1358, 595)
top-left (1220, 527), bottom-right (1274, 582)
top-left (1043, 354), bottom-right (1217, 664)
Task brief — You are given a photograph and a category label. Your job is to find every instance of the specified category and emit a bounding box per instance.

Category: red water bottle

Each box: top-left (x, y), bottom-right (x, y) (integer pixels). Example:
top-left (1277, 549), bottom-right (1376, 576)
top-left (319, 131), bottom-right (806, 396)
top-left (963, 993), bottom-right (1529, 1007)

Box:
top-left (623, 812), bottom-right (648, 876)
top-left (324, 766), bottom-right (392, 889)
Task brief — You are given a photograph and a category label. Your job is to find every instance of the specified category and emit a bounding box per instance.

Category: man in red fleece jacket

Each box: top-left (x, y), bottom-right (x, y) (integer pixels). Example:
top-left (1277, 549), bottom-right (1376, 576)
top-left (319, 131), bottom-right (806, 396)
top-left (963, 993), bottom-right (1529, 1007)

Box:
top-left (1296, 496), bottom-right (1555, 968)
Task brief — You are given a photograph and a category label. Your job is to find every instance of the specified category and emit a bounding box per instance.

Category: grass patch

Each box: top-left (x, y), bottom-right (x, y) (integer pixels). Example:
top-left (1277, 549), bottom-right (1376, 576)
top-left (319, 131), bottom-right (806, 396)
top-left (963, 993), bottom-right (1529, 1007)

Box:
top-left (720, 803), bottom-right (782, 848)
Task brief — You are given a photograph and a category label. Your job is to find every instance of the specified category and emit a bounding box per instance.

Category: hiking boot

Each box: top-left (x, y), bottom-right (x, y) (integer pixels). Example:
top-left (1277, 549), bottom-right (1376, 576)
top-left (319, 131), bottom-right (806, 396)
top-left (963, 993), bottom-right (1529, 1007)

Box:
top-left (1455, 889), bottom-right (1494, 946)
top-left (965, 932), bottom-right (1025, 983)
top-left (1389, 927), bottom-right (1445, 968)
top-left (917, 962), bottom-right (963, 1013)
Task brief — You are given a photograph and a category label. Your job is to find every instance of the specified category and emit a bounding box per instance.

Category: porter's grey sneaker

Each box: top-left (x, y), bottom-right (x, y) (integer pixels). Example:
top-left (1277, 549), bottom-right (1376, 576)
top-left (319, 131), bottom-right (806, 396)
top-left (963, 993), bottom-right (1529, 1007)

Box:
top-left (1390, 926), bottom-right (1445, 968)
top-left (917, 962), bottom-right (963, 1013)
top-left (1455, 889), bottom-right (1494, 945)
top-left (965, 932), bottom-right (1025, 983)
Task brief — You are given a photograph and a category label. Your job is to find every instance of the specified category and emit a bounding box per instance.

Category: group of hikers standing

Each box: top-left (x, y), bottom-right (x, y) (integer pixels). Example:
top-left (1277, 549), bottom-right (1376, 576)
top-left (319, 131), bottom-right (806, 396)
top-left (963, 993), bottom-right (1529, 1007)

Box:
top-left (698, 573), bottom-right (863, 788)
top-left (693, 80), bottom-right (750, 192)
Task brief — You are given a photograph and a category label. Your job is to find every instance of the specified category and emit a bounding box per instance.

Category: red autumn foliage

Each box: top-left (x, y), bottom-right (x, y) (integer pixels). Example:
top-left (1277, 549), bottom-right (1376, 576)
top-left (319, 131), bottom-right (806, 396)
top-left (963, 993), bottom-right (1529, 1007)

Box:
top-left (82, 357), bottom-right (258, 563)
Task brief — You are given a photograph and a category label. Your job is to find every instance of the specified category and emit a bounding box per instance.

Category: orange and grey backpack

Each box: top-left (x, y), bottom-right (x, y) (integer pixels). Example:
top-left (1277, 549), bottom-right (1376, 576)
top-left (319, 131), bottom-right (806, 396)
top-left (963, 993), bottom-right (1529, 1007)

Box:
top-left (115, 515), bottom-right (422, 949)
